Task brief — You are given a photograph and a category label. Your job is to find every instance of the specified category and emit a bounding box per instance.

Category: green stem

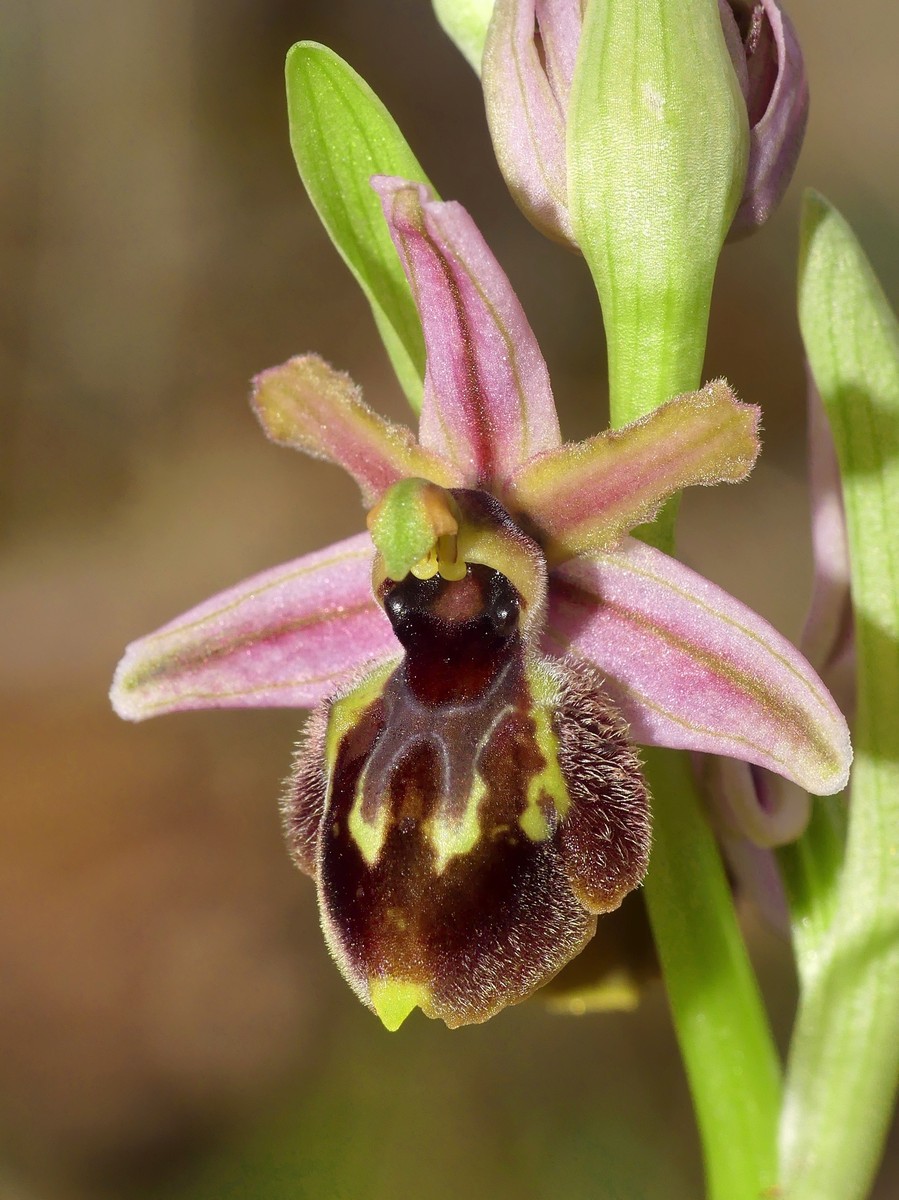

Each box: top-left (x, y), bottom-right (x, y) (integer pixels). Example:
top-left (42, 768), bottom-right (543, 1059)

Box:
top-left (643, 750), bottom-right (783, 1200)
top-left (608, 285), bottom-right (782, 1200)
top-left (777, 795), bottom-right (847, 986)
top-left (605, 281), bottom-right (712, 424)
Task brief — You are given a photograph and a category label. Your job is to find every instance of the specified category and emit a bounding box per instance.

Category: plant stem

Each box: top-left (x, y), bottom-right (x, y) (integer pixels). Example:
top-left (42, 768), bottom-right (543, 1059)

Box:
top-left (777, 795), bottom-right (847, 986)
top-left (643, 749), bottom-right (783, 1200)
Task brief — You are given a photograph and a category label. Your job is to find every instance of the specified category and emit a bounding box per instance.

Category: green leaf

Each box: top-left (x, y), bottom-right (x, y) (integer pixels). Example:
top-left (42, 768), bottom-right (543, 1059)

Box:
top-left (286, 42), bottom-right (434, 411)
top-left (432, 0), bottom-right (495, 74)
top-left (782, 191), bottom-right (899, 1200)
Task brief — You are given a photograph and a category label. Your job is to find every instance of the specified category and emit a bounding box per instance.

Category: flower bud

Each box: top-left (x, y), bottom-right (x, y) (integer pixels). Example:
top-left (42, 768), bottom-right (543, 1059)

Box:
top-left (483, 1), bottom-right (806, 254)
top-left (483, 0), bottom-right (581, 247)
top-left (567, 0), bottom-right (749, 419)
top-left (719, 0), bottom-right (809, 236)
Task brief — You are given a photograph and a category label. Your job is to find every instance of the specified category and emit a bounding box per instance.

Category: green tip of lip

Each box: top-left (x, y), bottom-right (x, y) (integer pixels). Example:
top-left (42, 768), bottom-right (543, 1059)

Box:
top-left (369, 977), bottom-right (430, 1031)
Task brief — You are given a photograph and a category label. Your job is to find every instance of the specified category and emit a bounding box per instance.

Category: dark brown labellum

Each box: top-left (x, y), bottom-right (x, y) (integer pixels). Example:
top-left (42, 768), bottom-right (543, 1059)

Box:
top-left (284, 565), bottom-right (651, 1029)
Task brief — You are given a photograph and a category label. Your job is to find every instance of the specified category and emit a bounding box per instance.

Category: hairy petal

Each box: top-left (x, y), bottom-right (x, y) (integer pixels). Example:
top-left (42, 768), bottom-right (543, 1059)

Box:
top-left (545, 539), bottom-right (852, 794)
top-left (252, 355), bottom-right (460, 505)
top-left (374, 176), bottom-right (560, 486)
top-left (483, 0), bottom-right (581, 244)
top-left (111, 533), bottom-right (398, 719)
top-left (510, 381), bottom-right (760, 561)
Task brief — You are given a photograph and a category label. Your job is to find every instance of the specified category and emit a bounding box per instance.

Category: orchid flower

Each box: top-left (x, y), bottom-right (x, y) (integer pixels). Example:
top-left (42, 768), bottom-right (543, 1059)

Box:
top-left (111, 177), bottom-right (850, 1031)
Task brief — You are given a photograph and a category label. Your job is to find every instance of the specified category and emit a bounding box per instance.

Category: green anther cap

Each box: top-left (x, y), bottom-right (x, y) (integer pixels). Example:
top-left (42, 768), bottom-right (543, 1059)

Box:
top-left (367, 478), bottom-right (462, 582)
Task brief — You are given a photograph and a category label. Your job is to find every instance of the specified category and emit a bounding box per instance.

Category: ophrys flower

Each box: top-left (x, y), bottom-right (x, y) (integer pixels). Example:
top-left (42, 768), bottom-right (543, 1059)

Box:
top-left (112, 178), bottom-right (850, 1029)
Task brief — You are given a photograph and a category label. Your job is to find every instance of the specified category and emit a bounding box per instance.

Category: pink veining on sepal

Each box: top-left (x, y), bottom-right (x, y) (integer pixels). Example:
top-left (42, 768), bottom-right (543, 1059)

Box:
top-left (544, 538), bottom-right (852, 795)
top-left (251, 354), bottom-right (461, 505)
top-left (509, 381), bottom-right (760, 560)
top-left (373, 176), bottom-right (561, 488)
top-left (111, 533), bottom-right (399, 720)
top-left (483, 0), bottom-right (582, 245)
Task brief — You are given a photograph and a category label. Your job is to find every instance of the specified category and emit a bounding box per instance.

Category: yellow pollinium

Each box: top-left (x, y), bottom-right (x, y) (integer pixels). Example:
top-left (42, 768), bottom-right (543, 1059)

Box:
top-left (367, 479), bottom-right (468, 583)
top-left (410, 533), bottom-right (468, 582)
top-left (369, 976), bottom-right (432, 1031)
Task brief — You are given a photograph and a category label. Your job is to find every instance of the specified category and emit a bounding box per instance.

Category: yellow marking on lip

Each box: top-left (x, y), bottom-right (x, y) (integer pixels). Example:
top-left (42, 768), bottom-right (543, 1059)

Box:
top-left (369, 977), bottom-right (431, 1032)
top-left (324, 660), bottom-right (398, 867)
top-left (347, 762), bottom-right (389, 866)
top-left (324, 659), bottom-right (397, 768)
top-left (518, 665), bottom-right (572, 842)
top-left (426, 771), bottom-right (486, 874)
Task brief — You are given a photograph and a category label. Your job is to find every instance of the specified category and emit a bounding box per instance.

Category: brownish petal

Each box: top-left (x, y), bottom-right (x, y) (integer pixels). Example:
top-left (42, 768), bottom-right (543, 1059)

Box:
top-left (553, 657), bottom-right (652, 913)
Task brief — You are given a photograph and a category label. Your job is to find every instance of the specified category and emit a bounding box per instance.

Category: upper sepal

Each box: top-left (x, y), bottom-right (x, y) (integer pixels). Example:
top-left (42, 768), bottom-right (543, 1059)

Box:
top-left (373, 176), bottom-right (561, 487)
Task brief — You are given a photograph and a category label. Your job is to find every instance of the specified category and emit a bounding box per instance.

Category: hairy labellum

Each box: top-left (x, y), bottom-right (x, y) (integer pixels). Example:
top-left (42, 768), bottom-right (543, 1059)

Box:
top-left (284, 563), bottom-right (650, 1029)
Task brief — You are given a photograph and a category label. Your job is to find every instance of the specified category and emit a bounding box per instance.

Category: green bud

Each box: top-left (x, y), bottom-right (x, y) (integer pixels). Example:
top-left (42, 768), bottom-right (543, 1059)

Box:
top-left (568, 0), bottom-right (749, 425)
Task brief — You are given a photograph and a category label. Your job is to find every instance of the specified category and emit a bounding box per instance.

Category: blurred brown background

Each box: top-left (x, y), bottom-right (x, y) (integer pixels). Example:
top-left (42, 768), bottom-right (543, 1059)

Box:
top-left (1, 1), bottom-right (897, 1197)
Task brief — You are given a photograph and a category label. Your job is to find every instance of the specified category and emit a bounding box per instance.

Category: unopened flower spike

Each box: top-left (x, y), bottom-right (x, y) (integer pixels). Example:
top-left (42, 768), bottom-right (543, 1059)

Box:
top-left (481, 0), bottom-right (806, 249)
top-left (111, 177), bottom-right (851, 1030)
